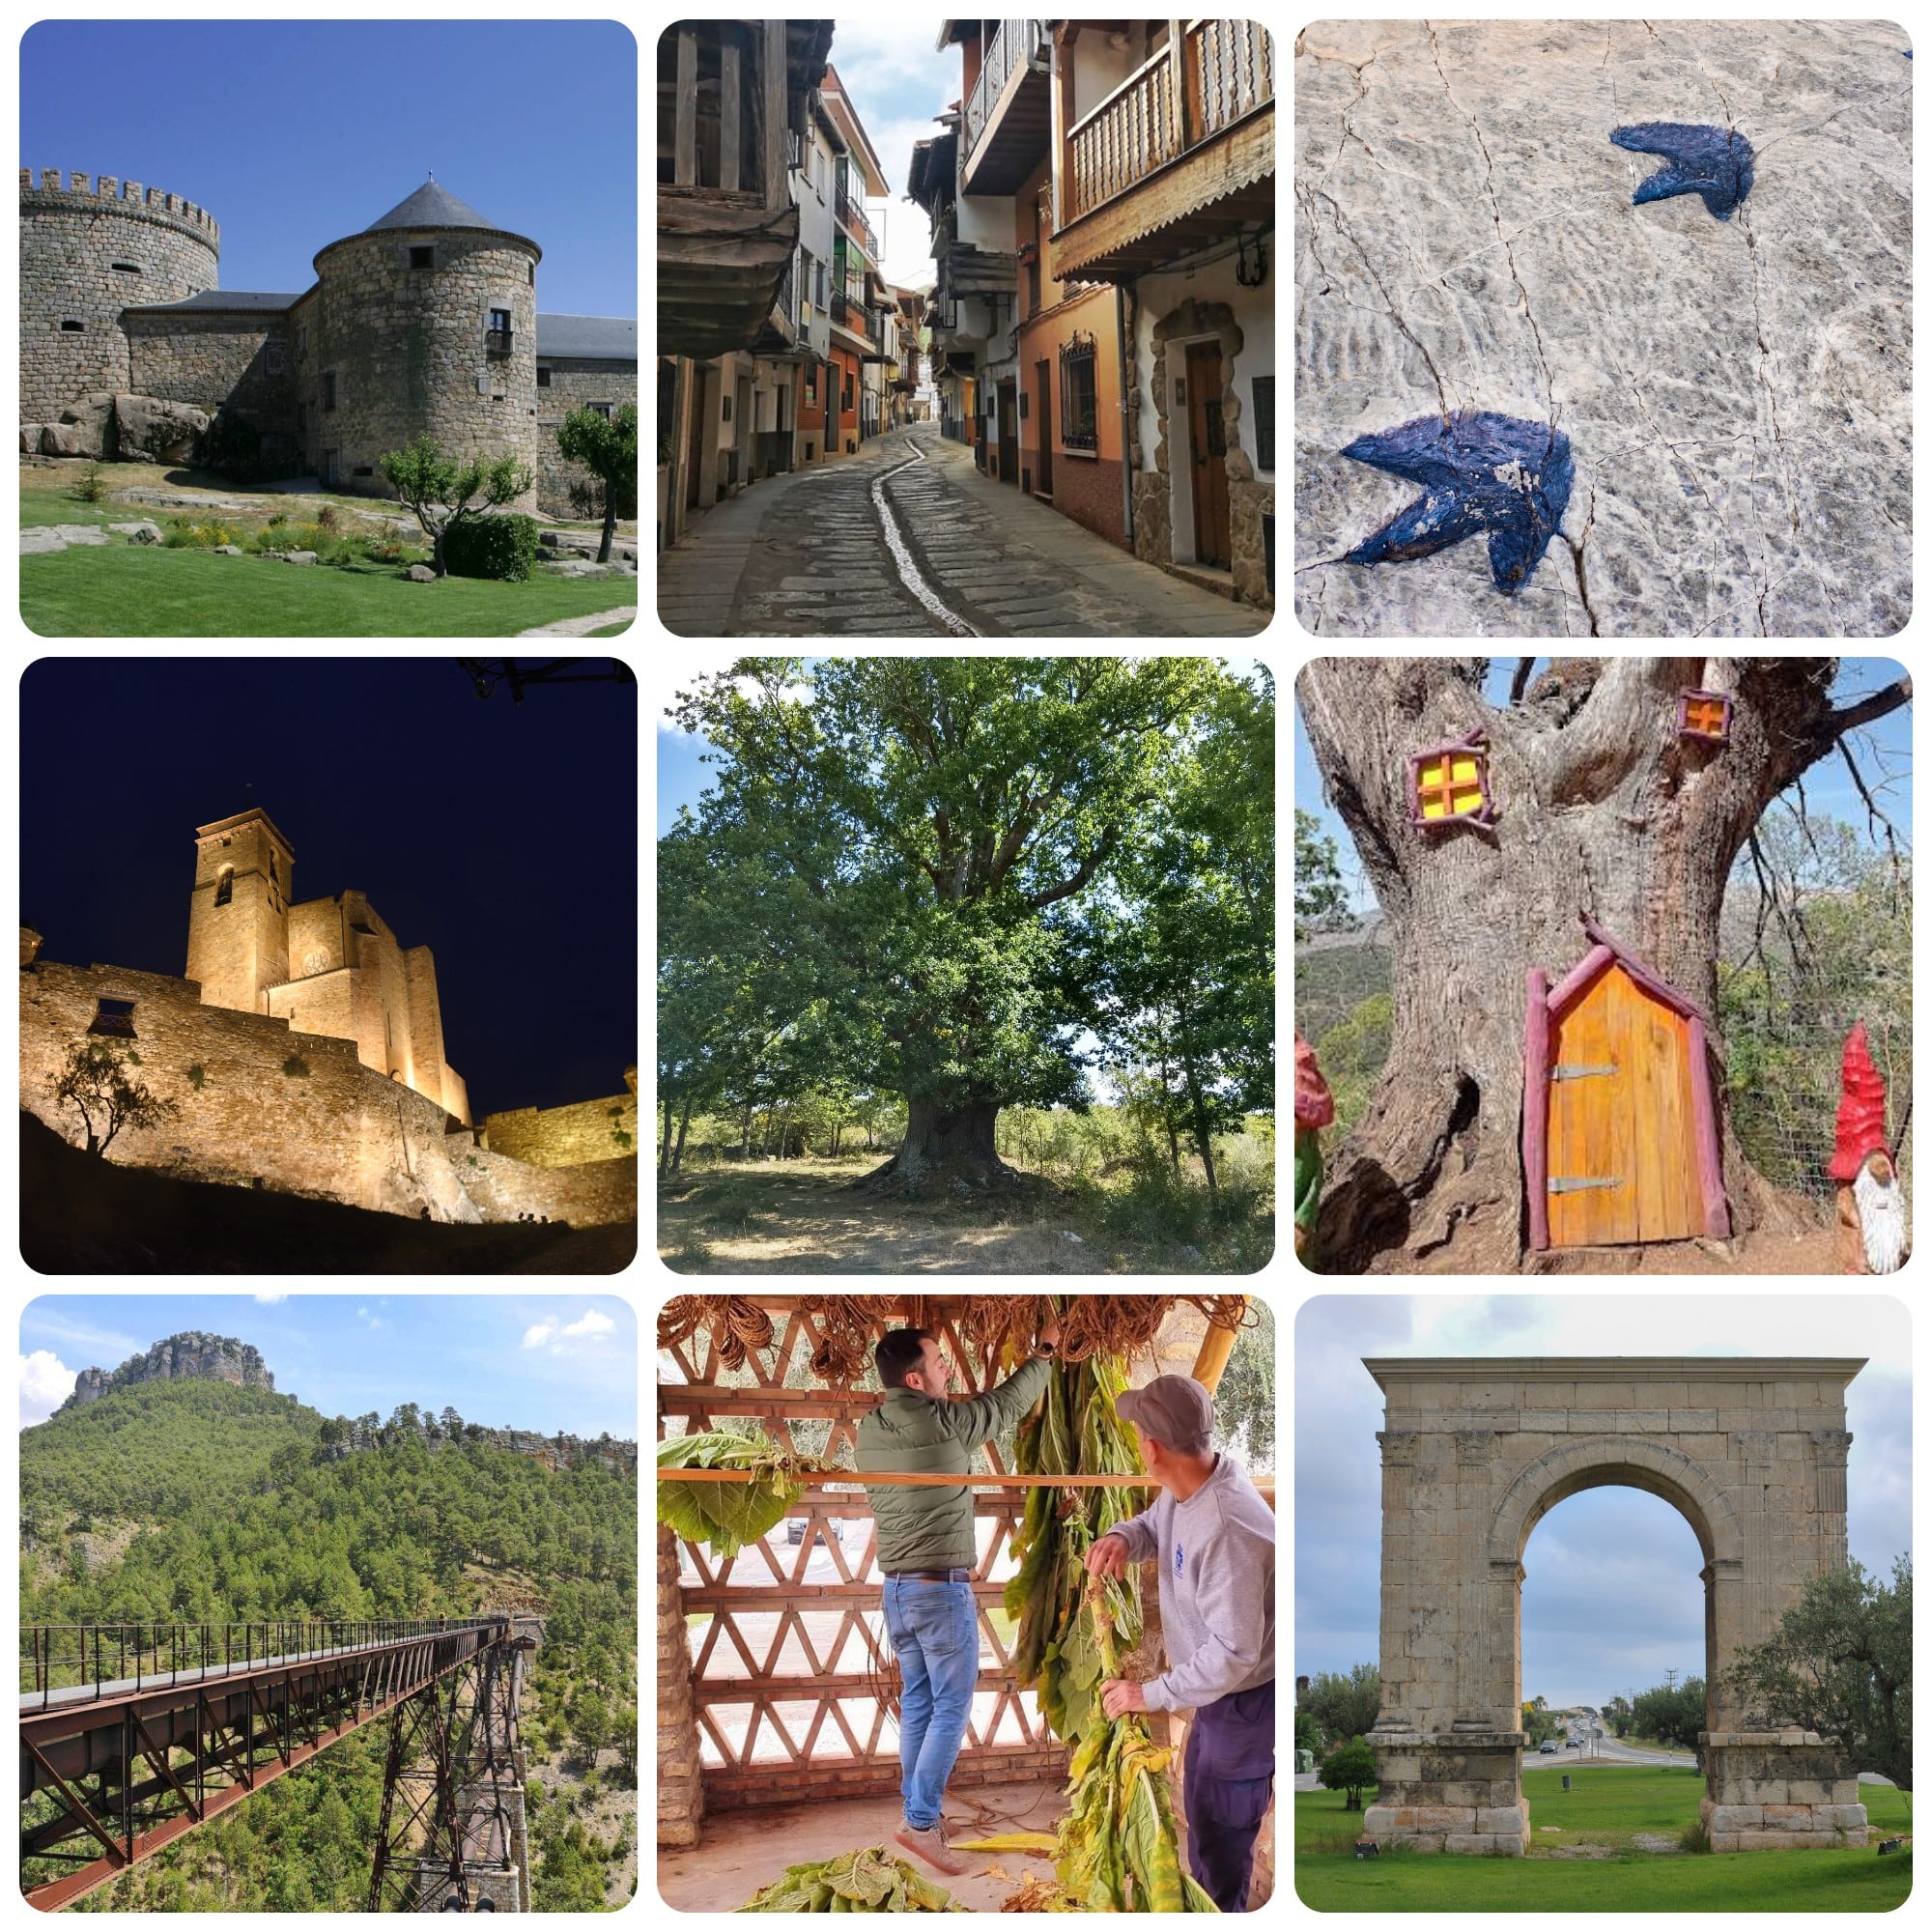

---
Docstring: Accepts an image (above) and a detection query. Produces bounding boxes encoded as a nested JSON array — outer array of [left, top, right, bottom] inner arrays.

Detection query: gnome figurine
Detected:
[[1294, 1033, 1336, 1267], [1829, 1022, 1908, 1274]]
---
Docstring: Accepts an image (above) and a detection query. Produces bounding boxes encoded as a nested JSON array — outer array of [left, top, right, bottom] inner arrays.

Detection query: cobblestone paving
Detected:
[[659, 428, 1271, 639]]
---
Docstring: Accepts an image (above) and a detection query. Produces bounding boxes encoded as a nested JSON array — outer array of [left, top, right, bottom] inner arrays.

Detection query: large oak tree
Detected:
[[667, 656, 1253, 1191], [1296, 658, 1909, 1271]]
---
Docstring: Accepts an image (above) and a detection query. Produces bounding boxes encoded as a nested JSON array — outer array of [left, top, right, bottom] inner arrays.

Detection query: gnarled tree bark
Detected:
[[1297, 657, 1909, 1272]]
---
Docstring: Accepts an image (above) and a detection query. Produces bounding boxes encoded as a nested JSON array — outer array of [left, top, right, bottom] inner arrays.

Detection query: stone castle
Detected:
[[19, 169, 637, 515], [19, 810, 638, 1229]]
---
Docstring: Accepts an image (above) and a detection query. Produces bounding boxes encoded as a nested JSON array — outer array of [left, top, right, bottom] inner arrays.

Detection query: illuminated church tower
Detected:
[[186, 809, 294, 1014]]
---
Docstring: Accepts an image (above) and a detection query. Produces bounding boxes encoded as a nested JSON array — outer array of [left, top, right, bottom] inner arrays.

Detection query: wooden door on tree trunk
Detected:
[[1545, 963, 1701, 1246]]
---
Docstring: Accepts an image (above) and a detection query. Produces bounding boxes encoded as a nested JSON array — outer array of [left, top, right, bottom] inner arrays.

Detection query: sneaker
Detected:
[[895, 1821, 967, 1877]]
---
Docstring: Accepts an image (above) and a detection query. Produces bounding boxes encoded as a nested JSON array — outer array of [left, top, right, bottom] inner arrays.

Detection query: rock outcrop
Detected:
[[1294, 18, 1912, 637], [58, 1331, 275, 1412]]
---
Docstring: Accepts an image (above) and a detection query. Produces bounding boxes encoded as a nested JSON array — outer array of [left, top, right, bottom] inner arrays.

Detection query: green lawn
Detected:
[[21, 545, 637, 638], [588, 619, 636, 637], [1296, 1767, 1913, 1912]]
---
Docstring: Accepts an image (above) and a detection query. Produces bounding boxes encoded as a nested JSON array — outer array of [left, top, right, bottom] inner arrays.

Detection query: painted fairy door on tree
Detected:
[[1523, 921, 1730, 1250]]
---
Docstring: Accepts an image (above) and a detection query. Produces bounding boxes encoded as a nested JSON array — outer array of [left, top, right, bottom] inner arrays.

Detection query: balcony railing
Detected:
[[964, 18, 1046, 158], [774, 251, 795, 324], [1065, 19, 1273, 224], [485, 327, 514, 357], [834, 185, 880, 262]]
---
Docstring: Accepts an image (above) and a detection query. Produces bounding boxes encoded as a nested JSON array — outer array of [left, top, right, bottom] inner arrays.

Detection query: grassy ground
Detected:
[[1295, 1767, 1913, 1912], [656, 1153, 1271, 1274], [22, 546, 638, 638], [588, 619, 635, 637]]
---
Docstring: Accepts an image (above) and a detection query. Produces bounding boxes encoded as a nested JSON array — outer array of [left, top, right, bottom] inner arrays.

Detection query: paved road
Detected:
[[658, 428, 1272, 639]]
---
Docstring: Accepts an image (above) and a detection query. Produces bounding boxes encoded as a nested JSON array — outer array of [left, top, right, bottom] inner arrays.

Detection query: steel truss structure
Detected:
[[19, 1619, 518, 1912]]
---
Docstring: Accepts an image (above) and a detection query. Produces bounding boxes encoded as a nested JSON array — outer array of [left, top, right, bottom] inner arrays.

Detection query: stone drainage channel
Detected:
[[870, 442, 981, 638]]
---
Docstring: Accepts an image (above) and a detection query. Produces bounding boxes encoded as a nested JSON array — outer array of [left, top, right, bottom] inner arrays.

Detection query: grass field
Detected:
[[1295, 1767, 1913, 1912], [21, 545, 638, 638]]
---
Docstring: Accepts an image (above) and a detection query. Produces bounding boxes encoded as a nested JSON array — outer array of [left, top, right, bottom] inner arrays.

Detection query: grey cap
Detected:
[[1116, 1375, 1214, 1452]]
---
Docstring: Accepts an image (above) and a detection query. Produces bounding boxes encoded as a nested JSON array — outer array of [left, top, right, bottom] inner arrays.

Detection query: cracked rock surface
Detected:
[[1295, 17, 1912, 637]]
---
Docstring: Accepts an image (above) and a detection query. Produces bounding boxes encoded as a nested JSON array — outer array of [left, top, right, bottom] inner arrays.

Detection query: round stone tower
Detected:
[[18, 168, 219, 422], [301, 181, 539, 509]]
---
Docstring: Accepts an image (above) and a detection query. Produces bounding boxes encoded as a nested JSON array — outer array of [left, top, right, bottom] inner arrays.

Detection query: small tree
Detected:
[[1299, 1662, 1381, 1745], [1726, 1555, 1911, 1791], [48, 1039, 180, 1156], [378, 435, 533, 578], [555, 404, 639, 562], [1318, 1737, 1378, 1810]]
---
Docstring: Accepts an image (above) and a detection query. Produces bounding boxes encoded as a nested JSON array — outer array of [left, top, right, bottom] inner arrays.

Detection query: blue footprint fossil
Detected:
[[1341, 412, 1574, 594], [1610, 122, 1755, 220]]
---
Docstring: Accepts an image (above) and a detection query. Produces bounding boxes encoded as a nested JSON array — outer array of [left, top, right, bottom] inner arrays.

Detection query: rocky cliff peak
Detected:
[[57, 1332, 275, 1413]]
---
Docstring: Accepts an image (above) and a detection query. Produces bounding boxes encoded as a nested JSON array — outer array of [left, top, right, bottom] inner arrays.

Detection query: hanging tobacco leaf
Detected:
[[657, 1426, 805, 1561]]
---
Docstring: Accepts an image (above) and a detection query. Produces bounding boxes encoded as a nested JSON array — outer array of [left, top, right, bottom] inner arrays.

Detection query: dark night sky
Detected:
[[20, 658, 637, 1118]]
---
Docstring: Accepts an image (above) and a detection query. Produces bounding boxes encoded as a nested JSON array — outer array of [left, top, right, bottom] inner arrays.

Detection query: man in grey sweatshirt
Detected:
[[1085, 1374, 1274, 1912]]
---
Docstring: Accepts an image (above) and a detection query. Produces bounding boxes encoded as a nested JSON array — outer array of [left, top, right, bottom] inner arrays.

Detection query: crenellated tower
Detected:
[[18, 168, 220, 420]]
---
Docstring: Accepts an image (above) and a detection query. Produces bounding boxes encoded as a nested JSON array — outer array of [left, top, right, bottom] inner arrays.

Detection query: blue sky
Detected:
[[20, 21, 637, 317], [1294, 659, 1913, 917], [1294, 1295, 1913, 1712], [19, 1295, 638, 1438]]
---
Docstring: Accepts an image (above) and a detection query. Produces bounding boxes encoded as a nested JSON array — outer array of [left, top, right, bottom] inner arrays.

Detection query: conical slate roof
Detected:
[[363, 180, 496, 232]]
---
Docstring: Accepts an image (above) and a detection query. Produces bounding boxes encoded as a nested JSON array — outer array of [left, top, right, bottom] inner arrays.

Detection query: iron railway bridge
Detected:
[[19, 1615, 544, 1912]]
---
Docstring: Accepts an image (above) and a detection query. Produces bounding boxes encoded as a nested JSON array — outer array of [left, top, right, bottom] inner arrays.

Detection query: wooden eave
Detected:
[[1051, 104, 1274, 284], [944, 242, 1018, 295], [657, 193, 801, 360], [960, 65, 1052, 197]]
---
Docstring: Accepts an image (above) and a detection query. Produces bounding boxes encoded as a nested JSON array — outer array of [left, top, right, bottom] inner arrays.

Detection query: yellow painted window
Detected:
[[1414, 752, 1490, 821]]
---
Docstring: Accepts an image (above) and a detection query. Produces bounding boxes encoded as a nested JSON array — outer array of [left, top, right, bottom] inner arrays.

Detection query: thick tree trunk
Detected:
[[857, 1096, 1020, 1194], [1297, 657, 1907, 1272]]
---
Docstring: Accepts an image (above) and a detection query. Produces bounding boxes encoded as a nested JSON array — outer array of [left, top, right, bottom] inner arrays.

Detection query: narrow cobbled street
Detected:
[[659, 428, 1269, 638]]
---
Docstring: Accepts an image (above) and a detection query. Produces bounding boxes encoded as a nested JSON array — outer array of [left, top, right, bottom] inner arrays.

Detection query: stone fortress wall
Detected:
[[126, 309, 298, 462], [297, 226, 541, 511], [19, 170, 220, 420], [478, 1072, 639, 1168], [535, 357, 642, 511]]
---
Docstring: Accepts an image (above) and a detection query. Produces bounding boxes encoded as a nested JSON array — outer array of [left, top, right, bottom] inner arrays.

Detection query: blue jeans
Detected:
[[882, 1574, 978, 1831]]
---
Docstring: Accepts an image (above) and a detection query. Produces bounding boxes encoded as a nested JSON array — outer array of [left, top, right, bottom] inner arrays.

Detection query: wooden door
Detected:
[[1035, 360, 1053, 497], [1545, 964, 1700, 1247], [1186, 342, 1230, 566], [998, 382, 1017, 484]]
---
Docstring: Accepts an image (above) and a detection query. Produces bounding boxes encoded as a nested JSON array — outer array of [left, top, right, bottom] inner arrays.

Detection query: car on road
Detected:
[[784, 1518, 846, 1544], [1538, 1740, 1560, 1753]]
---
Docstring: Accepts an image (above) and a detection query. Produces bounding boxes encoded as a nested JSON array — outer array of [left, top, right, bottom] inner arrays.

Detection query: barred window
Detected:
[[1059, 331, 1097, 451], [88, 998, 137, 1039], [1252, 376, 1274, 470], [536, 367, 552, 387]]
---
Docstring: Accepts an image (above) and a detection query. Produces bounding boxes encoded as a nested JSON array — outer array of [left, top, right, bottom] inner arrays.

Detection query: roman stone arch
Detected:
[[1360, 1357, 1868, 1857]]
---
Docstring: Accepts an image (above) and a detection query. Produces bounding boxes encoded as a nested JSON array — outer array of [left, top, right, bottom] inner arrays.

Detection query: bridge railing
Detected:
[[19, 1616, 504, 1709]]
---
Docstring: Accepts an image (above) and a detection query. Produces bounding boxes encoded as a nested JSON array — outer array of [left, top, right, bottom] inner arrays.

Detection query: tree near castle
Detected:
[[555, 404, 638, 563], [48, 1040, 181, 1157], [378, 435, 533, 578]]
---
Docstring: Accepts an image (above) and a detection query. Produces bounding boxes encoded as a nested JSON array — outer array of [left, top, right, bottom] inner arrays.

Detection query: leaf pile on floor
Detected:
[[735, 1846, 967, 1912], [656, 1425, 804, 1560], [1006, 1335, 1217, 1911]]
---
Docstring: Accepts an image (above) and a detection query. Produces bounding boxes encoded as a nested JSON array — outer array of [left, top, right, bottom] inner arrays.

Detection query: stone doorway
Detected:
[[1133, 297, 1271, 607], [1361, 1356, 1868, 1856]]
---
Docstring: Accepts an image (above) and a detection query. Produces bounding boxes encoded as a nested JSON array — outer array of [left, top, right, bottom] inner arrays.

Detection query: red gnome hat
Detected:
[[1294, 1033, 1335, 1130], [1828, 1022, 1890, 1182]]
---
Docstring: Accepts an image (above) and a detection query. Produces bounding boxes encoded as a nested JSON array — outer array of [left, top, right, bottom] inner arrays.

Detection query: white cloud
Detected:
[[20, 1350, 74, 1428], [524, 1321, 558, 1349], [560, 1310, 616, 1340], [252, 1292, 289, 1304]]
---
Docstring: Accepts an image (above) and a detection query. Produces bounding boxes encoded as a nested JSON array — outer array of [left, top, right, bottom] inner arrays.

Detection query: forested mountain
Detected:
[[20, 1377, 638, 1912]]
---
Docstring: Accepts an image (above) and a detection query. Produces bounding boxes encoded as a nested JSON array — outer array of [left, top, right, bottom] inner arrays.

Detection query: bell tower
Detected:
[[186, 810, 294, 1013]]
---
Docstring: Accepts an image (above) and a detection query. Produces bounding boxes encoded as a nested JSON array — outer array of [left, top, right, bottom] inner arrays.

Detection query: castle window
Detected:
[[266, 343, 285, 376], [527, 263, 534, 286], [111, 262, 142, 275], [214, 867, 234, 906], [411, 244, 434, 270], [60, 320, 84, 332], [87, 998, 137, 1039], [322, 372, 336, 412], [270, 851, 279, 886], [590, 402, 612, 420], [536, 367, 552, 387]]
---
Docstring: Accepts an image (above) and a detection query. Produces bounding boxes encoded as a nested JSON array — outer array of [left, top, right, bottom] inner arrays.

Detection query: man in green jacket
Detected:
[[858, 1318, 1060, 1877]]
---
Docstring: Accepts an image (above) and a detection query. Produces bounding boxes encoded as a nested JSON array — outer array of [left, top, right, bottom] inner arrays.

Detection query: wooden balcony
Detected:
[[657, 17, 828, 359], [1053, 19, 1274, 284], [961, 18, 1052, 195]]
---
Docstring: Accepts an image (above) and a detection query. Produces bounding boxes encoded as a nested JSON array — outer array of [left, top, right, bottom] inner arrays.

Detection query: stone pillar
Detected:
[[657, 1522, 705, 1847]]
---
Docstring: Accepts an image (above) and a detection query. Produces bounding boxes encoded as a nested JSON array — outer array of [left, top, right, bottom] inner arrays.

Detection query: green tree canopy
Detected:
[[377, 436, 532, 578], [555, 403, 639, 562], [1317, 1737, 1378, 1810]]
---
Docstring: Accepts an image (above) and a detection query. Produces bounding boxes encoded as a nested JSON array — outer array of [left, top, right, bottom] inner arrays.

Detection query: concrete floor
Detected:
[[656, 1779, 1071, 1913]]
